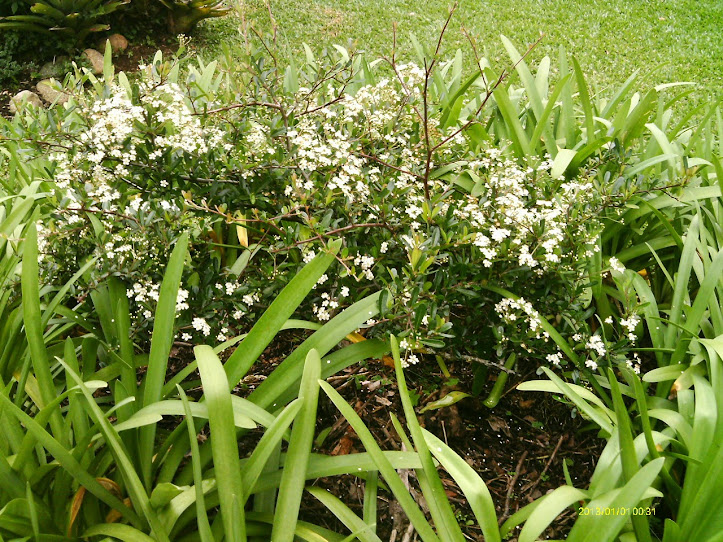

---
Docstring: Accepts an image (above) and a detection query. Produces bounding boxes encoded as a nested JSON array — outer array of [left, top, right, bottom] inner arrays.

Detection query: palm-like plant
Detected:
[[156, 0, 230, 34], [0, 0, 130, 46]]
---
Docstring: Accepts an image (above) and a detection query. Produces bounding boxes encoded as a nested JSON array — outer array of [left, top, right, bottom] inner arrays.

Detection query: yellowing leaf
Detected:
[[235, 211, 248, 247]]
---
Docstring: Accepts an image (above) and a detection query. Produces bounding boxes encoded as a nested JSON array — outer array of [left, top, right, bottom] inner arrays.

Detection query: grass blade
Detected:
[[307, 486, 383, 542], [177, 385, 213, 542], [320, 380, 440, 542], [21, 223, 63, 439], [422, 429, 501, 542], [391, 336, 464, 542], [271, 349, 321, 542], [196, 345, 246, 542], [224, 240, 340, 388], [139, 232, 189, 488]]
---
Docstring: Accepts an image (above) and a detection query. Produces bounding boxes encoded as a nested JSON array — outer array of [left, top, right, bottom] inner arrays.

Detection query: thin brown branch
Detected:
[[501, 450, 529, 524], [271, 222, 392, 253], [196, 101, 283, 115], [354, 151, 424, 180]]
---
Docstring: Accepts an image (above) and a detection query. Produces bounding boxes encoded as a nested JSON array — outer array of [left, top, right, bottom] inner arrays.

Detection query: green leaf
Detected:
[[60, 361, 169, 539], [0, 391, 143, 529], [320, 380, 440, 542], [568, 458, 664, 542], [307, 486, 383, 542], [224, 241, 339, 388], [518, 486, 588, 542], [82, 524, 157, 542], [243, 399, 303, 496], [550, 148, 577, 179], [423, 429, 501, 542], [21, 223, 64, 438], [391, 336, 464, 542], [115, 399, 256, 432], [196, 345, 246, 541], [103, 37, 114, 82], [150, 483, 185, 509], [177, 384, 213, 542], [271, 350, 321, 542], [139, 232, 189, 487], [419, 391, 471, 413]]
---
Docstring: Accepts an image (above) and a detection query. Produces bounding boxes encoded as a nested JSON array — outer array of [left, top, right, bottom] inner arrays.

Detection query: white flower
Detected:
[[176, 289, 189, 312], [380, 241, 389, 254], [242, 292, 260, 306], [340, 286, 350, 297], [546, 352, 563, 366], [490, 227, 511, 242], [609, 257, 625, 274], [586, 335, 606, 357], [192, 317, 211, 336], [181, 332, 192, 341], [585, 359, 598, 371], [620, 315, 640, 333]]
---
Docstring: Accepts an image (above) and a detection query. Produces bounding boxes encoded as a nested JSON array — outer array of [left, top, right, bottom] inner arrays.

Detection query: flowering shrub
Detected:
[[3, 42, 678, 371]]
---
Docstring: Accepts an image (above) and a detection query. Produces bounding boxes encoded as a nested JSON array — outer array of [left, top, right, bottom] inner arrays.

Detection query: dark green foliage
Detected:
[[0, 31, 36, 84]]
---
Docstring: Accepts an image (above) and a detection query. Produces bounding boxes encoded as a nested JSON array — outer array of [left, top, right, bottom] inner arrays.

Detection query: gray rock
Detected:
[[36, 80, 70, 106], [82, 48, 105, 75], [9, 90, 43, 114], [38, 57, 69, 79]]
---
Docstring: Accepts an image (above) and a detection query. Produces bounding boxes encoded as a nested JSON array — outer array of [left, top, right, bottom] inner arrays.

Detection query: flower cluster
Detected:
[[10, 48, 623, 362]]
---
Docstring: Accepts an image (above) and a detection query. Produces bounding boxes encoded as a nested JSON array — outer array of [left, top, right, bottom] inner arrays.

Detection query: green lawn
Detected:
[[195, 0, 723, 98]]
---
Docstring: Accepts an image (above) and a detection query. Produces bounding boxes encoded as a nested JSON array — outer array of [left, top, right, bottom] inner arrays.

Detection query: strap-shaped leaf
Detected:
[[271, 350, 321, 542], [196, 345, 246, 541]]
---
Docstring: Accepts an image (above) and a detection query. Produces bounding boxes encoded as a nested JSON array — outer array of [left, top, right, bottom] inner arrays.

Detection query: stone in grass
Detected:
[[82, 48, 105, 75], [38, 56, 70, 79], [9, 90, 43, 114], [36, 80, 70, 106], [107, 34, 129, 54]]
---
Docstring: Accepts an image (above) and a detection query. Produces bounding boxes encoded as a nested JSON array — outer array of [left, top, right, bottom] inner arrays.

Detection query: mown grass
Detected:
[[195, 0, 723, 98]]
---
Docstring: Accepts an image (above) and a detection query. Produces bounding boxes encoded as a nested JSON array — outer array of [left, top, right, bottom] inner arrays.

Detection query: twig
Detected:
[[501, 450, 528, 523], [421, 3, 458, 201], [195, 101, 283, 115], [526, 435, 565, 499], [438, 352, 518, 375], [271, 222, 393, 251], [58, 206, 141, 225], [355, 151, 424, 180]]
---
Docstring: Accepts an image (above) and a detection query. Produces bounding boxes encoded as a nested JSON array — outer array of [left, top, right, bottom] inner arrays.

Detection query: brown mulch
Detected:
[[304, 357, 602, 541], [167, 332, 604, 541]]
